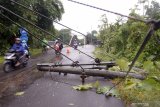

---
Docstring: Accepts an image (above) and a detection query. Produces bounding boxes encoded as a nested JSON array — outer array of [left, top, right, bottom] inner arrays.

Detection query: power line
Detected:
[[105, 26, 155, 95], [0, 13, 75, 63], [0, 4, 96, 61], [0, 5, 85, 80], [1, 0, 157, 94], [68, 0, 147, 23], [66, 0, 159, 94], [104, 21, 160, 95], [9, 0, 97, 61], [10, 0, 86, 37], [67, 0, 160, 94]]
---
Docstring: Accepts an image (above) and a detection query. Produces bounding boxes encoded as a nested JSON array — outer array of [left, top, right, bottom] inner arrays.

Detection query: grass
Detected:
[[94, 47, 160, 107], [112, 78, 160, 107], [0, 56, 4, 64], [93, 47, 115, 61], [30, 48, 42, 57]]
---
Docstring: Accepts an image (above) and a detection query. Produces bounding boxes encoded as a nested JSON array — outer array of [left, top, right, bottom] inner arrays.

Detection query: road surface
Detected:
[[2, 45, 125, 107]]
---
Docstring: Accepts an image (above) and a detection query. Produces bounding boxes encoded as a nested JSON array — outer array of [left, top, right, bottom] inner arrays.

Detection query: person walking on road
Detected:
[[42, 38, 48, 53]]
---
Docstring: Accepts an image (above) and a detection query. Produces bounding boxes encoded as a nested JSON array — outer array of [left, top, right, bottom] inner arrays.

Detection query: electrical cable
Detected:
[[2, 1, 159, 94], [10, 0, 87, 37], [68, 0, 147, 23], [9, 0, 97, 61], [66, 0, 160, 94], [0, 13, 75, 63], [68, 0, 160, 95], [105, 20, 160, 94], [105, 25, 155, 95], [0, 10, 87, 84]]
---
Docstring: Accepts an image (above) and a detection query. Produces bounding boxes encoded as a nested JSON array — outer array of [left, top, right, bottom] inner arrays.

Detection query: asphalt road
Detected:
[[3, 45, 125, 107]]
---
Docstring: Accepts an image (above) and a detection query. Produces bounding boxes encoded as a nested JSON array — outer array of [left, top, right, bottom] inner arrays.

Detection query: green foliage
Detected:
[[85, 30, 98, 44], [96, 1, 160, 105], [143, 60, 154, 72], [0, 56, 4, 64], [112, 63, 160, 105], [34, 0, 64, 30], [72, 84, 93, 91], [92, 80, 100, 89], [97, 1, 160, 61], [58, 29, 72, 44], [109, 66, 120, 71], [116, 59, 129, 71], [72, 81, 119, 98], [145, 0, 160, 19], [94, 47, 116, 61], [96, 85, 119, 98], [96, 86, 109, 94], [124, 79, 142, 90], [115, 77, 160, 106], [30, 48, 42, 56]]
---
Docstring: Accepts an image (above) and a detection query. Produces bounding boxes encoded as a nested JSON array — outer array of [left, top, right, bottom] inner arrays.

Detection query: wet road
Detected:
[[4, 45, 125, 107]]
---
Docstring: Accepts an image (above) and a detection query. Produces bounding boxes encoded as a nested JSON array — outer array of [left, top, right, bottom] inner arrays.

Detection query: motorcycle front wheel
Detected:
[[3, 63, 13, 73], [22, 62, 28, 67]]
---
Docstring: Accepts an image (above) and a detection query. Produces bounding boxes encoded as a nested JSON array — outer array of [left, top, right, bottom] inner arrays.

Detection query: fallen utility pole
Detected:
[[37, 62, 116, 66], [37, 65, 146, 80]]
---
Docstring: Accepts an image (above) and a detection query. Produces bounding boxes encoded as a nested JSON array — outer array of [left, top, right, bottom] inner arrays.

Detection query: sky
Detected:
[[54, 0, 140, 38]]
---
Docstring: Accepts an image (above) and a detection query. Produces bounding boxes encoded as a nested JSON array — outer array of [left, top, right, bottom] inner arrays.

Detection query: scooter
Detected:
[[73, 43, 78, 49], [54, 44, 61, 55], [3, 49, 29, 73]]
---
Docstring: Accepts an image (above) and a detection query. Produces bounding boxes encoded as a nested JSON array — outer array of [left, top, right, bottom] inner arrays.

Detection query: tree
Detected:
[[145, 0, 160, 19], [0, 0, 64, 54], [58, 29, 72, 44], [97, 11, 156, 61], [34, 0, 64, 30], [138, 0, 149, 16]]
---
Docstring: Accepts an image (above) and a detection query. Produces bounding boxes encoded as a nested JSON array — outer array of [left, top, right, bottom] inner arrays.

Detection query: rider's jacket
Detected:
[[11, 43, 25, 54]]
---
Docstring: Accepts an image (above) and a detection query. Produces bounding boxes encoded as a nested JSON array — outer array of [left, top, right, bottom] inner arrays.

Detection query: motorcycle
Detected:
[[54, 44, 61, 55], [3, 49, 29, 73], [73, 43, 78, 49]]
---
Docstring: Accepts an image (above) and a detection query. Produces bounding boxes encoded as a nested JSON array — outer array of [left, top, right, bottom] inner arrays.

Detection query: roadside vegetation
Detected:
[[0, 0, 73, 63], [0, 56, 4, 64], [0, 0, 65, 56], [95, 0, 160, 106], [0, 0, 160, 106], [30, 48, 42, 57]]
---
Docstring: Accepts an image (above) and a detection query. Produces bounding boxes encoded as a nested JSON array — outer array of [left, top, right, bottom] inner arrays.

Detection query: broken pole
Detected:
[[37, 65, 146, 80]]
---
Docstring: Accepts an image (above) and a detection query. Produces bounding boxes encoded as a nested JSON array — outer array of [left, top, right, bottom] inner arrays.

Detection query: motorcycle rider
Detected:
[[73, 39, 78, 49], [19, 27, 30, 58], [21, 40, 30, 58], [11, 38, 25, 66], [54, 38, 63, 52], [42, 38, 48, 52]]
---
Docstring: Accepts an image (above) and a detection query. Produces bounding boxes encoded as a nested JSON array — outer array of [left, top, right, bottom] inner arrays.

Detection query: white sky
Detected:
[[54, 0, 140, 38]]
